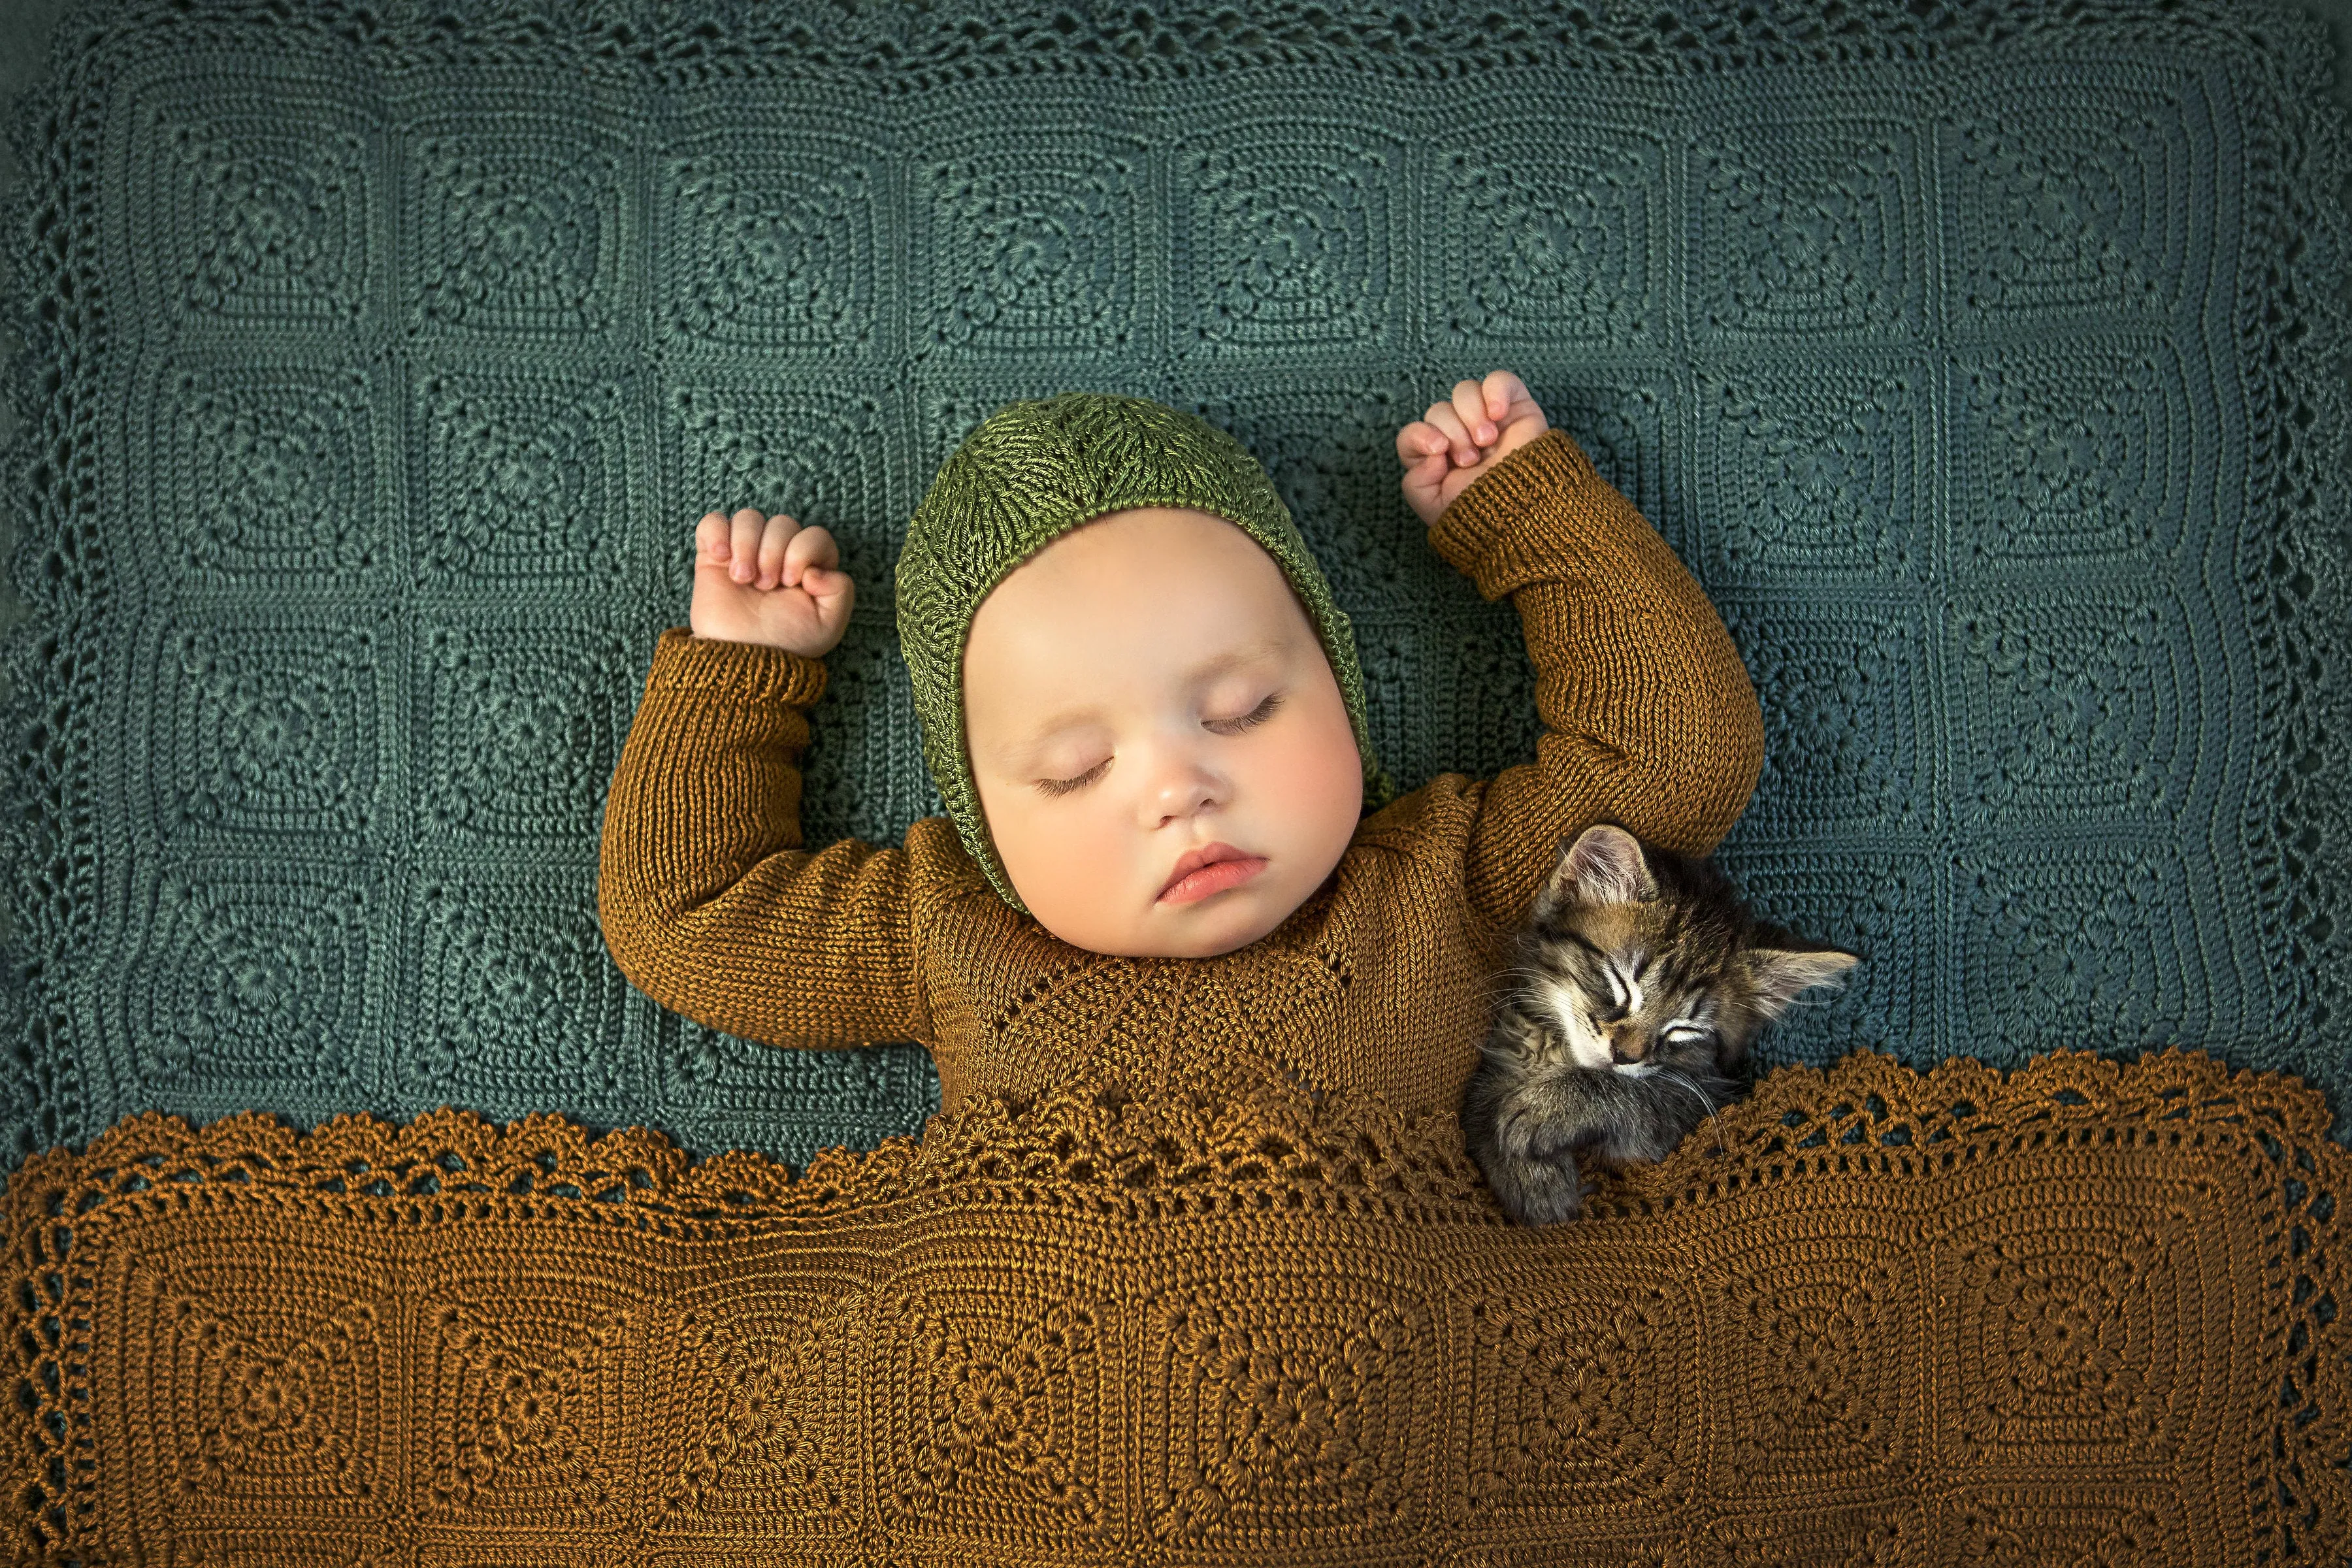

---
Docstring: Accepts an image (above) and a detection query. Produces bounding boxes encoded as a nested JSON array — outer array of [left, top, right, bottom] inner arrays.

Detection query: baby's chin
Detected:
[[1038, 883, 1299, 959]]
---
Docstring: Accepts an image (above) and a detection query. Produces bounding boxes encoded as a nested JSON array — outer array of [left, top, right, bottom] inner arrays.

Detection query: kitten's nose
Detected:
[[1610, 1032, 1648, 1066]]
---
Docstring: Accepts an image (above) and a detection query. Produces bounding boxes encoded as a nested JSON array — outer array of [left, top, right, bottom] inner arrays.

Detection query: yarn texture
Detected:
[[894, 390, 1396, 913], [0, 0, 2347, 1166], [0, 0, 2350, 1558], [2, 1047, 2344, 1563]]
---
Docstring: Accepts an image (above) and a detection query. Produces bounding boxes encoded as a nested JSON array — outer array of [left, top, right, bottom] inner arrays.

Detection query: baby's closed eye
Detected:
[[1034, 760, 1109, 798], [1207, 692, 1283, 734], [1032, 693, 1288, 797]]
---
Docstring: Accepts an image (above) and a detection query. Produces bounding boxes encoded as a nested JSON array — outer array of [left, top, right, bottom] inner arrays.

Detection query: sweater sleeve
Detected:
[[1427, 427, 1765, 930], [596, 625, 939, 1049]]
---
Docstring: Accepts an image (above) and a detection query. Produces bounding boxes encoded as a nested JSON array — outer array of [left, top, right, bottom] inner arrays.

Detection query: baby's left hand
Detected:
[[1396, 369, 1550, 529]]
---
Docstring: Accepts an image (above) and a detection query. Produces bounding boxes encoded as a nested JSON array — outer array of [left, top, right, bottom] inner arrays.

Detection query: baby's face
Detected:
[[963, 507, 1365, 958]]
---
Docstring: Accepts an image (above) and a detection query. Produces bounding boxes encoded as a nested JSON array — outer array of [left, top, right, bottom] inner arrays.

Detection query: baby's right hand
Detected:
[[690, 508, 855, 657]]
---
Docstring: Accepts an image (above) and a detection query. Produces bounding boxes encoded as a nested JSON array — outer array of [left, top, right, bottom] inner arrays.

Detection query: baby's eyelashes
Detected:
[[1035, 758, 1109, 798], [1207, 693, 1284, 734]]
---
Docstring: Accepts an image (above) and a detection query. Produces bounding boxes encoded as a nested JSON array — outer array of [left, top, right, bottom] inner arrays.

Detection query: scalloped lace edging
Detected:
[[0, 1046, 2340, 1563]]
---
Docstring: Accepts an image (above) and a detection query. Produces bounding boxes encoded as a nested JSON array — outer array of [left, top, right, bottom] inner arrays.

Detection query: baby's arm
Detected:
[[598, 509, 947, 1047], [1401, 372, 1765, 929]]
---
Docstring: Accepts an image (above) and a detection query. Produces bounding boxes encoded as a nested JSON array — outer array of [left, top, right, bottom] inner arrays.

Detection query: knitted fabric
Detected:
[[1, 4, 2351, 1554], [2, 0, 2349, 1166], [3, 1047, 2345, 1564], [602, 428, 1762, 1119], [895, 391, 1395, 913]]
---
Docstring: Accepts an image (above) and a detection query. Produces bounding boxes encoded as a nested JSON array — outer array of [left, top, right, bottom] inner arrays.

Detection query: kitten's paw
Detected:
[[1527, 1122, 1607, 1166], [1497, 1154, 1588, 1226], [1494, 1101, 1555, 1160]]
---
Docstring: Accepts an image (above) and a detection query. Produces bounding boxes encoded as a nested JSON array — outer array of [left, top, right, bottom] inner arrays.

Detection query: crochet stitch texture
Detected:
[[3, 1047, 2345, 1562], [3, 0, 2352, 1556], [0, 0, 2347, 1163]]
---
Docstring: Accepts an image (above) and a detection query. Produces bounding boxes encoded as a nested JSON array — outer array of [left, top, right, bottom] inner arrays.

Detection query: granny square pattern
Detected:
[[1, 0, 2346, 1170]]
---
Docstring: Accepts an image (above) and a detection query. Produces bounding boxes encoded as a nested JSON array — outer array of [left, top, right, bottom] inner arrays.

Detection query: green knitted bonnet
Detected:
[[896, 392, 1396, 913]]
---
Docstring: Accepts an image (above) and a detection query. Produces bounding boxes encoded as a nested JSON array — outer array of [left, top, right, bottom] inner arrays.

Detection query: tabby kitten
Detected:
[[1464, 822, 1861, 1225]]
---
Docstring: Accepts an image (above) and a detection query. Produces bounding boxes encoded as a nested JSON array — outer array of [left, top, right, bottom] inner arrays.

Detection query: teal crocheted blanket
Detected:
[[3, 0, 2347, 1170]]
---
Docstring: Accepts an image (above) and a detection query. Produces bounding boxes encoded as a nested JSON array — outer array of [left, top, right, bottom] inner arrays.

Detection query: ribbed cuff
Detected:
[[645, 625, 830, 706], [1426, 427, 1598, 576]]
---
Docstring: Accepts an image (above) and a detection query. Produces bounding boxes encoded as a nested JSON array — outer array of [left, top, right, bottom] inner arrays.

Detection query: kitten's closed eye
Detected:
[[1462, 822, 1859, 1226]]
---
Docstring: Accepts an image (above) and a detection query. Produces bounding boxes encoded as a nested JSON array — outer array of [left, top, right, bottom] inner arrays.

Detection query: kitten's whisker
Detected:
[[1473, 970, 1554, 1003], [1653, 1068, 1725, 1151]]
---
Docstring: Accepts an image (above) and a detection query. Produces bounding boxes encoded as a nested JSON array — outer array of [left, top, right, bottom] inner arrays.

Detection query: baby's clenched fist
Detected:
[[1396, 369, 1551, 531], [691, 508, 855, 658]]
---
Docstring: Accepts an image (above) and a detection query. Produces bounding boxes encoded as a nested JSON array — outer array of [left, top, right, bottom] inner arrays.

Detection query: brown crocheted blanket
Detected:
[[5, 1047, 2345, 1565]]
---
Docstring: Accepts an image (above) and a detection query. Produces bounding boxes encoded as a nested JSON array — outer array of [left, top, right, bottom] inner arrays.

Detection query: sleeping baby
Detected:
[[597, 371, 1764, 1125]]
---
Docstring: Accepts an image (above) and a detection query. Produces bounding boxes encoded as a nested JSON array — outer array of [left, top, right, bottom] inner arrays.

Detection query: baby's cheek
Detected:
[[1269, 705, 1367, 856], [998, 798, 1115, 903]]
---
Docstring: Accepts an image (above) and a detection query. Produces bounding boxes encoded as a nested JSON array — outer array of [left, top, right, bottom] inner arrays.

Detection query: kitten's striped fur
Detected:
[[1463, 823, 1860, 1225]]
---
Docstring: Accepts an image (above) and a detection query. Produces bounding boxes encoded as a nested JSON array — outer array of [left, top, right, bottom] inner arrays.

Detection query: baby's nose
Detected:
[[1149, 780, 1213, 822], [1143, 751, 1226, 825]]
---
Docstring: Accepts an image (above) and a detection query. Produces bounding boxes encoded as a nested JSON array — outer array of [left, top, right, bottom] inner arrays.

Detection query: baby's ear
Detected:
[[1531, 823, 1654, 920]]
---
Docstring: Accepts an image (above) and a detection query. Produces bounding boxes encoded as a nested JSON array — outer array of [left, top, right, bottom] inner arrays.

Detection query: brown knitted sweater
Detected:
[[598, 428, 1766, 1119]]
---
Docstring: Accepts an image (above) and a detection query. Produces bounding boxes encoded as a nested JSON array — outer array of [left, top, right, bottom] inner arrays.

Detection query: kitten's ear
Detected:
[[1739, 947, 1861, 1024], [1533, 823, 1656, 919]]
